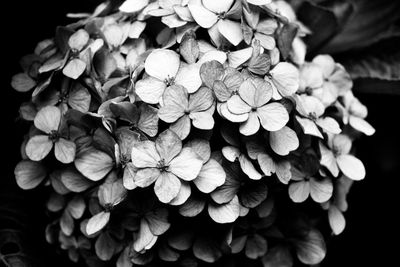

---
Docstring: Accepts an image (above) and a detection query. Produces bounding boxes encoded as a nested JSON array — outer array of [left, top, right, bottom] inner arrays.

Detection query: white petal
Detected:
[[288, 181, 310, 203], [257, 103, 289, 132], [120, 0, 149, 13], [170, 181, 191, 205], [202, 0, 234, 13], [169, 147, 203, 181], [198, 50, 227, 65], [239, 111, 260, 136], [15, 160, 46, 190], [227, 95, 251, 114], [218, 102, 249, 122], [269, 126, 299, 156], [26, 135, 53, 161], [239, 154, 262, 180], [319, 142, 339, 177], [228, 47, 253, 68], [162, 14, 187, 28], [86, 211, 110, 235], [336, 154, 365, 181], [170, 115, 191, 140], [349, 116, 375, 136], [54, 138, 76, 164], [194, 159, 226, 193], [133, 219, 156, 252], [222, 146, 240, 162], [63, 58, 86, 80], [316, 117, 341, 134], [208, 195, 240, 224], [296, 116, 323, 138], [312, 55, 335, 78], [154, 172, 181, 203], [129, 21, 146, 38], [34, 106, 61, 133], [131, 141, 160, 168], [175, 63, 202, 93], [247, 0, 272, 5], [190, 111, 215, 130], [309, 178, 333, 203], [145, 49, 180, 80], [135, 76, 166, 104], [328, 205, 346, 235], [74, 148, 114, 181], [217, 19, 243, 46], [254, 33, 275, 50], [270, 62, 299, 96], [188, 0, 218, 28]]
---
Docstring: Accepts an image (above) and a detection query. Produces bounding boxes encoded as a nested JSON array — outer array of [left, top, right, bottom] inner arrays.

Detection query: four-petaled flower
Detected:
[[319, 134, 365, 181], [226, 78, 289, 136], [158, 85, 215, 139], [131, 129, 203, 203], [25, 106, 76, 164]]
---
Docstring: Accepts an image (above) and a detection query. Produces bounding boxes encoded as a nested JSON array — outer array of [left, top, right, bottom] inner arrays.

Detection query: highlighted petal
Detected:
[[309, 178, 333, 203], [154, 172, 181, 203], [188, 1, 218, 28], [55, 138, 76, 164], [349, 116, 375, 136], [217, 19, 243, 46], [170, 181, 191, 206], [257, 103, 289, 132], [289, 181, 310, 203], [158, 85, 188, 123], [169, 148, 203, 181], [316, 117, 341, 134], [336, 155, 365, 181], [34, 106, 61, 133], [120, 0, 149, 13], [86, 211, 110, 235], [175, 63, 202, 93], [202, 0, 234, 13], [194, 159, 226, 193], [270, 62, 299, 96], [239, 154, 262, 180], [145, 49, 180, 81], [296, 116, 323, 138], [319, 142, 339, 177], [239, 111, 260, 136], [63, 58, 86, 80], [190, 111, 215, 130], [135, 76, 166, 104], [134, 168, 161, 187], [269, 126, 299, 156], [156, 129, 182, 164], [131, 141, 160, 168], [75, 148, 114, 181], [227, 95, 251, 114], [170, 115, 191, 140], [328, 206, 346, 235], [15, 160, 46, 190], [208, 195, 240, 223], [26, 135, 53, 161]]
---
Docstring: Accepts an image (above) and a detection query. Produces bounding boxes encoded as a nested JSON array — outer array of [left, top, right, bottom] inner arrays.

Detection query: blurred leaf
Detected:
[[344, 50, 400, 82]]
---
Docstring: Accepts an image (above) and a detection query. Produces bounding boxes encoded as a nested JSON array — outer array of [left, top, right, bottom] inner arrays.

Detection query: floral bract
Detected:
[[11, 0, 373, 266]]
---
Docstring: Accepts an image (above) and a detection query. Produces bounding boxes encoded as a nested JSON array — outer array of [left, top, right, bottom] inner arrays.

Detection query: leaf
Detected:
[[344, 51, 400, 81], [14, 160, 46, 190], [208, 195, 240, 224], [86, 211, 110, 235], [295, 229, 326, 265], [74, 148, 114, 181], [11, 73, 36, 92]]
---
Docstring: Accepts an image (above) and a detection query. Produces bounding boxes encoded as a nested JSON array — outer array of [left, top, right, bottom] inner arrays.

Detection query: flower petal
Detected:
[[199, 60, 225, 89], [288, 181, 310, 203], [61, 168, 93, 193], [269, 126, 299, 156], [245, 234, 268, 259], [310, 177, 333, 203], [26, 135, 53, 161], [175, 63, 202, 93], [190, 111, 214, 130], [134, 168, 161, 188], [228, 47, 253, 68], [219, 102, 249, 122], [296, 116, 323, 138], [154, 172, 181, 203], [169, 147, 203, 181], [179, 196, 205, 217], [145, 49, 180, 80], [319, 142, 339, 177], [270, 62, 299, 96], [54, 138, 76, 164], [349, 116, 375, 136], [123, 163, 137, 190], [169, 181, 192, 206], [131, 141, 160, 168], [74, 148, 114, 181], [316, 117, 341, 134], [257, 153, 276, 176], [254, 33, 276, 50], [194, 159, 226, 193], [336, 154, 365, 181], [208, 195, 240, 224], [227, 95, 251, 115], [202, 0, 234, 13], [218, 19, 243, 46], [295, 229, 326, 265], [156, 129, 182, 163], [158, 85, 188, 123], [135, 76, 167, 104], [68, 85, 91, 112], [145, 207, 171, 235], [63, 58, 86, 80], [188, 0, 218, 28], [185, 139, 211, 163], [328, 205, 346, 235], [332, 134, 352, 155], [86, 211, 110, 235], [312, 55, 335, 78], [120, 0, 149, 13], [239, 111, 260, 136], [257, 102, 289, 132], [138, 104, 159, 137], [133, 219, 156, 252], [239, 154, 262, 180], [189, 87, 214, 112], [15, 160, 47, 190], [170, 114, 191, 140], [34, 106, 61, 133]]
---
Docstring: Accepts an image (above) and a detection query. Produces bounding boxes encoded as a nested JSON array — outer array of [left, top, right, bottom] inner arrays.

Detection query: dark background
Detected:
[[1, 1, 399, 266]]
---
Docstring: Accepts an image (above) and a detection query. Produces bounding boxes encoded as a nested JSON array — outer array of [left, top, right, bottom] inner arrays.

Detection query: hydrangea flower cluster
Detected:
[[11, 0, 374, 266]]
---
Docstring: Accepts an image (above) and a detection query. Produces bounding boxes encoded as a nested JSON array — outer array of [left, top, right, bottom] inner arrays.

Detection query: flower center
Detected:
[[48, 130, 60, 142], [58, 93, 69, 103], [309, 112, 317, 121], [305, 87, 313, 95], [157, 159, 169, 171], [164, 76, 175, 86], [217, 12, 226, 19], [120, 154, 130, 167]]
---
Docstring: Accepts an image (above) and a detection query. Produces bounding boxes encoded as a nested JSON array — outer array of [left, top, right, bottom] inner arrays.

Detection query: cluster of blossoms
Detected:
[[11, 0, 374, 266]]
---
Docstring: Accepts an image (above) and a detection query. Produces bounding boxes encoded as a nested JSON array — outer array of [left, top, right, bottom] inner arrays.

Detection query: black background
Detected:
[[1, 1, 399, 266]]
